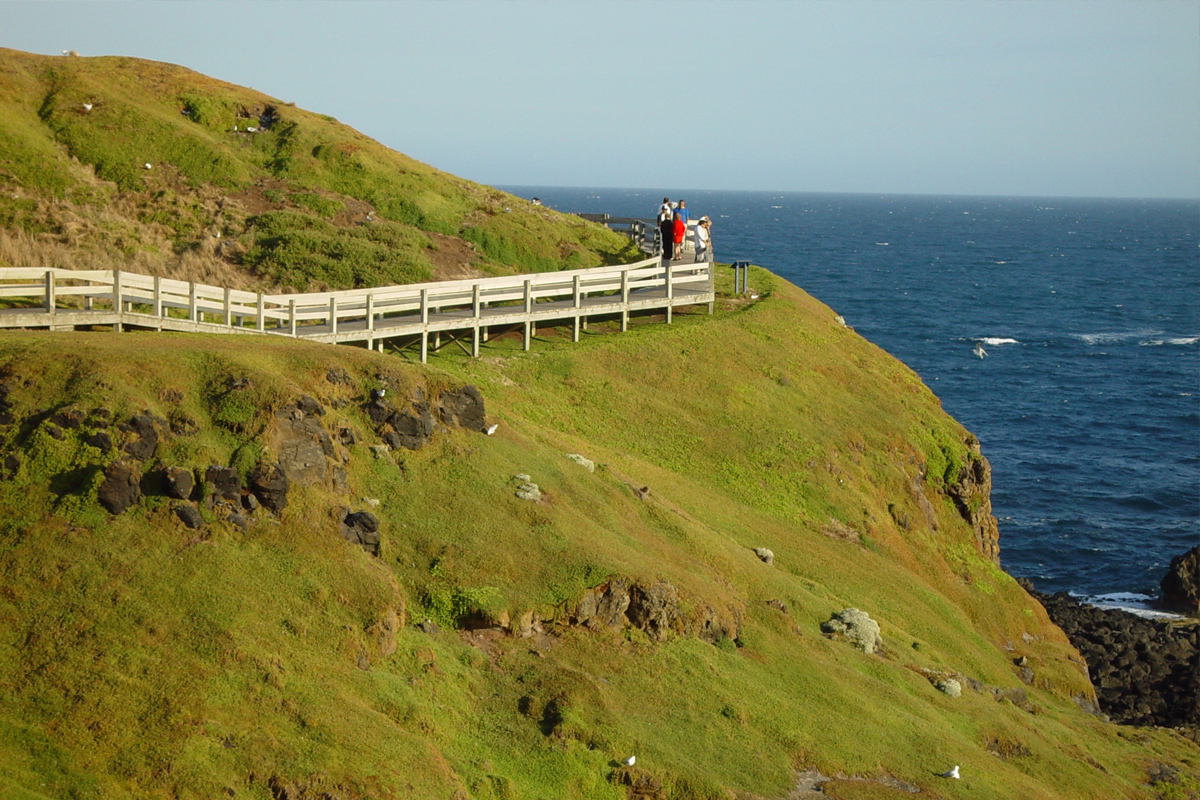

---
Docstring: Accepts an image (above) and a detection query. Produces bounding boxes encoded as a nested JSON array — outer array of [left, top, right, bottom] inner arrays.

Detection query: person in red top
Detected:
[[672, 212, 685, 260]]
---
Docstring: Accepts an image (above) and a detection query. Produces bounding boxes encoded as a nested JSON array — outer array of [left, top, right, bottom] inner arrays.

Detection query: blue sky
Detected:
[[2, 0, 1197, 198]]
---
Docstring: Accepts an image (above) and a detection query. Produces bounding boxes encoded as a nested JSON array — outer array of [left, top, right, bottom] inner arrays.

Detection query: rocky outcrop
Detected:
[[570, 577, 738, 644], [1161, 547, 1199, 614], [163, 466, 194, 500], [272, 398, 335, 485], [248, 462, 289, 512], [944, 439, 1001, 564], [437, 386, 486, 432], [1035, 589, 1199, 729]]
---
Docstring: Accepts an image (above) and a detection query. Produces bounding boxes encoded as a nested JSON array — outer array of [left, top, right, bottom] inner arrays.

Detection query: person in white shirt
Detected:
[[694, 216, 712, 262]]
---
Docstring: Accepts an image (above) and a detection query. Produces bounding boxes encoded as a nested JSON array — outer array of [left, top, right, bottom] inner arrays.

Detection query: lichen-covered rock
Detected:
[[753, 547, 774, 565], [98, 460, 140, 514], [821, 608, 883, 654], [573, 579, 632, 628], [273, 412, 332, 485], [565, 453, 595, 472], [937, 679, 963, 697], [515, 481, 541, 502]]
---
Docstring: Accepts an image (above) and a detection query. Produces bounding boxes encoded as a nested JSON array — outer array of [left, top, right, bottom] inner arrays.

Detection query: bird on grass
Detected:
[[973, 341, 988, 359], [622, 755, 636, 767], [82, 102, 93, 112], [940, 765, 960, 779], [486, 423, 499, 436]]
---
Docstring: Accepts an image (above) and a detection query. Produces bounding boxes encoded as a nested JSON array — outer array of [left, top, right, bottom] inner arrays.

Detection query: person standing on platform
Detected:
[[675, 200, 689, 226], [659, 207, 675, 259], [672, 211, 685, 260], [694, 216, 712, 262], [659, 197, 672, 221]]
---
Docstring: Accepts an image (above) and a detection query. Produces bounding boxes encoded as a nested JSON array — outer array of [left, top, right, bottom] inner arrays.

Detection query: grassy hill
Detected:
[[0, 47, 1196, 800], [0, 48, 639, 292], [0, 267, 1195, 800]]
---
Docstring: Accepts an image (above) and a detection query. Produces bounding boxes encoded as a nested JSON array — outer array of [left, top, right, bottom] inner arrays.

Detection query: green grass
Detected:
[[0, 268, 1194, 799]]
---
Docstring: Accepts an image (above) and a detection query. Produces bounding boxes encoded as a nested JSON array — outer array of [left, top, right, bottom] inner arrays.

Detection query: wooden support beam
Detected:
[[289, 299, 297, 337], [44, 270, 54, 317], [420, 331, 428, 363], [329, 296, 338, 336], [112, 270, 122, 332], [188, 281, 197, 323], [256, 293, 265, 331], [620, 269, 629, 331], [224, 287, 233, 327], [153, 276, 163, 330]]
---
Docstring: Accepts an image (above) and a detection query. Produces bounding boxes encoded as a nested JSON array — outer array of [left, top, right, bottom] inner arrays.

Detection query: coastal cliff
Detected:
[[0, 48, 1196, 800]]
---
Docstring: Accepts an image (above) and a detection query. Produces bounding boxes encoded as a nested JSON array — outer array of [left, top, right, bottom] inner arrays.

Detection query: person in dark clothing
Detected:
[[659, 212, 675, 259]]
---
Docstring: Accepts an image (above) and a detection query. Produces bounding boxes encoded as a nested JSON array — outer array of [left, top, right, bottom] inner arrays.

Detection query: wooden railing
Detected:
[[0, 255, 715, 362]]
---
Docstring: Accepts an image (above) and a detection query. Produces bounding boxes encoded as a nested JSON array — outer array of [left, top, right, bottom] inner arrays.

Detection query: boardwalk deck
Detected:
[[0, 253, 715, 362]]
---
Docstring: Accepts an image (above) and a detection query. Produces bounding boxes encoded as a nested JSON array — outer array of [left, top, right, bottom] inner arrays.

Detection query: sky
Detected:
[[2, 0, 1198, 199]]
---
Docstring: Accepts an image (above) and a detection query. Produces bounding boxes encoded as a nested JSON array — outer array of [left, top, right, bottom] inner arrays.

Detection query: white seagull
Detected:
[[622, 755, 636, 767], [486, 423, 499, 436], [940, 765, 960, 779], [82, 103, 93, 112], [973, 341, 987, 359]]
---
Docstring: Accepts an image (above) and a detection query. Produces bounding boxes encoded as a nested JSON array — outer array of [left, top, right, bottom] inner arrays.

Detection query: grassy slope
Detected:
[[0, 267, 1195, 800], [0, 48, 640, 290]]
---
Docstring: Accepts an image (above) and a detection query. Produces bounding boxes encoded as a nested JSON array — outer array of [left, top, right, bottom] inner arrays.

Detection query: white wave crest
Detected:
[[1071, 330, 1161, 346], [1139, 336, 1198, 347], [978, 337, 1018, 346]]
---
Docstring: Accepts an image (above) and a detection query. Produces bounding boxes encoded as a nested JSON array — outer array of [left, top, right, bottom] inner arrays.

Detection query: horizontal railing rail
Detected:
[[0, 252, 715, 362]]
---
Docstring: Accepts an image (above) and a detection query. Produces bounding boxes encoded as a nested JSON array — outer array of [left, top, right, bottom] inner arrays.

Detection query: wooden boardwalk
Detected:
[[0, 254, 715, 362]]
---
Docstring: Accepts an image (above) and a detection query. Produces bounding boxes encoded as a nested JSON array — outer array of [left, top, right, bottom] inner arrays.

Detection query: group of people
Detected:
[[657, 198, 712, 262]]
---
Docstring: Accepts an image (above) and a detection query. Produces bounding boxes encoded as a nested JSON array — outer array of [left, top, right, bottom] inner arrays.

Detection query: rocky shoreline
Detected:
[[1025, 583, 1198, 732]]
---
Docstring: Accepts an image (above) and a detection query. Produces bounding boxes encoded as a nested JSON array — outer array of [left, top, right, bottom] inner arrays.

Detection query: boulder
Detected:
[[515, 481, 541, 502], [84, 431, 113, 453], [98, 461, 140, 514], [437, 386, 487, 432], [163, 466, 194, 500], [203, 465, 241, 504], [936, 679, 962, 698], [574, 579, 632, 628], [753, 547, 774, 565], [385, 406, 434, 450], [627, 580, 686, 641], [340, 510, 380, 555], [273, 412, 331, 485], [248, 462, 289, 512], [1160, 546, 1199, 614], [175, 503, 204, 529], [821, 608, 883, 654], [295, 395, 325, 417]]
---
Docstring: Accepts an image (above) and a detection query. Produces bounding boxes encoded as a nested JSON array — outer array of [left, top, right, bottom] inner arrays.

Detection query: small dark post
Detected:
[[731, 261, 750, 295]]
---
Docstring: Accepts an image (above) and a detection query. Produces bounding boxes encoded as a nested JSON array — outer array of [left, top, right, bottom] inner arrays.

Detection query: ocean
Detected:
[[502, 186, 1199, 603]]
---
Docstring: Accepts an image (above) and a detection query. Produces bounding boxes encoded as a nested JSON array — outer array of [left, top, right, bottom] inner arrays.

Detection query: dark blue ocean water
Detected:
[[503, 186, 1200, 599]]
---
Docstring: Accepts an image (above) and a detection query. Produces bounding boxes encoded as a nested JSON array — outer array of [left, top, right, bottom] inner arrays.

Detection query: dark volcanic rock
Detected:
[[274, 412, 332, 485], [248, 462, 289, 512], [296, 395, 325, 417], [437, 386, 486, 432], [1161, 547, 1199, 614], [120, 413, 158, 461], [98, 461, 140, 514], [1034, 588, 1199, 730], [339, 509, 380, 555], [385, 406, 434, 450], [163, 466, 195, 500], [203, 465, 241, 504], [84, 431, 113, 453], [175, 503, 204, 529]]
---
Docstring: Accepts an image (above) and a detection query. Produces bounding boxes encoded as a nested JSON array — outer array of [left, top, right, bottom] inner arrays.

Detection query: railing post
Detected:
[[153, 276, 163, 329], [707, 261, 715, 314], [572, 274, 581, 342], [523, 278, 532, 351], [188, 281, 197, 323], [420, 288, 429, 363], [620, 269, 629, 332], [472, 284, 481, 356], [329, 296, 338, 336], [224, 287, 232, 327], [665, 263, 673, 324], [288, 299, 297, 337], [44, 270, 54, 317], [256, 293, 265, 331], [366, 293, 375, 349], [112, 270, 122, 332]]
